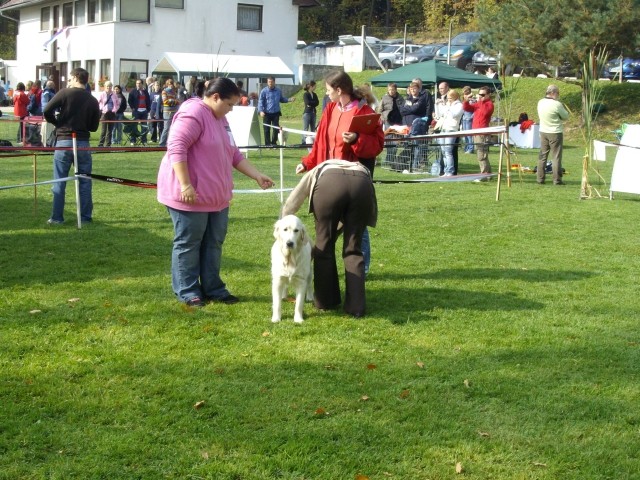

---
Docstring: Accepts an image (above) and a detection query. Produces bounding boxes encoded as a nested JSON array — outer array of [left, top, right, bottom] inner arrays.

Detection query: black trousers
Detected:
[[311, 169, 374, 316], [262, 112, 281, 145]]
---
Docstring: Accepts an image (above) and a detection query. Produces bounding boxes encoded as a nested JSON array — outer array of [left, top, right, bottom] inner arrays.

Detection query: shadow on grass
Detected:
[[368, 286, 544, 324], [397, 267, 595, 283]]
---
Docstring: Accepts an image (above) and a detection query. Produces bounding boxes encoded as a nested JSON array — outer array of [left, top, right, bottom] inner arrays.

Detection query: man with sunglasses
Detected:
[[463, 86, 494, 179]]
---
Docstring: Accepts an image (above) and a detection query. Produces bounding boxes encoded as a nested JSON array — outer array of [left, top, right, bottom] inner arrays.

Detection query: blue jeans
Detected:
[[438, 134, 456, 175], [112, 113, 124, 144], [302, 112, 316, 133], [158, 111, 175, 147], [362, 227, 370, 275], [462, 115, 474, 152], [167, 206, 231, 303], [132, 110, 148, 144], [50, 139, 93, 223]]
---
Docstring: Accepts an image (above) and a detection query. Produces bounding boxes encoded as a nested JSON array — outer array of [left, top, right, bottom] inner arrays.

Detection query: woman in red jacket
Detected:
[[294, 71, 384, 316], [13, 82, 29, 143]]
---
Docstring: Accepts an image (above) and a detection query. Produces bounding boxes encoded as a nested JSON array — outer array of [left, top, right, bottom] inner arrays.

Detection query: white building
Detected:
[[0, 0, 319, 90]]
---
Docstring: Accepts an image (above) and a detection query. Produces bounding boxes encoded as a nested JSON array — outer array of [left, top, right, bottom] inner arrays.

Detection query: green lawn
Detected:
[[1, 80, 639, 479]]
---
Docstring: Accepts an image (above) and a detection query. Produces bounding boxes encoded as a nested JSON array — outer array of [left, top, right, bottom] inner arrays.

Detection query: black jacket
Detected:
[[43, 87, 100, 141]]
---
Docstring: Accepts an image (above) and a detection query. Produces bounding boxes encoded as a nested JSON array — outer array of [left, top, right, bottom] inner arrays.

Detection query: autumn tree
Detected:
[[476, 0, 640, 70]]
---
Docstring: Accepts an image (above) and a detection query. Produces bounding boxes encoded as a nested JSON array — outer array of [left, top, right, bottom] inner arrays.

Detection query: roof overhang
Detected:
[[151, 52, 295, 80]]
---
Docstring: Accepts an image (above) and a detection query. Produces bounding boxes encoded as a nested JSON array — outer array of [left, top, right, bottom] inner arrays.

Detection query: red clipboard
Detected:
[[348, 113, 381, 135]]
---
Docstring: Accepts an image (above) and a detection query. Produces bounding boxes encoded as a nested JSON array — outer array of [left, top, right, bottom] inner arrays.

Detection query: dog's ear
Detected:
[[299, 222, 310, 245], [273, 220, 281, 239]]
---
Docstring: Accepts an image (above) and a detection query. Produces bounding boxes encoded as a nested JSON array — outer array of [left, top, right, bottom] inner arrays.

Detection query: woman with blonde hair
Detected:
[[97, 81, 120, 147], [435, 89, 463, 176]]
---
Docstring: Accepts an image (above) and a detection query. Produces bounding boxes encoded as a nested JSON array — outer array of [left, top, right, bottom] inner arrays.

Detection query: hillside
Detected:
[[282, 71, 640, 143]]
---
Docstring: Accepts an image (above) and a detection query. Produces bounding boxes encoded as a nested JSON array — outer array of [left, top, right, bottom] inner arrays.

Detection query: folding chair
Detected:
[[122, 122, 149, 146]]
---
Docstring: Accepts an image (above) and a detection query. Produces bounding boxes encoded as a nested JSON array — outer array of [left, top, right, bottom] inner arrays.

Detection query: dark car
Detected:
[[434, 32, 481, 71], [397, 44, 445, 66], [605, 57, 640, 81]]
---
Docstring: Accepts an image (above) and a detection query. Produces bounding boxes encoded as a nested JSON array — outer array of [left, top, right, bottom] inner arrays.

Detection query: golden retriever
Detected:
[[271, 215, 313, 323]]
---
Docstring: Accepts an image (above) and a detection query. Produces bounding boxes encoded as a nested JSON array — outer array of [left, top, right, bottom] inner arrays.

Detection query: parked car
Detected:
[[338, 35, 384, 46], [435, 31, 482, 71], [304, 40, 337, 50], [605, 57, 640, 80], [471, 50, 498, 71], [378, 44, 423, 69], [398, 43, 445, 66]]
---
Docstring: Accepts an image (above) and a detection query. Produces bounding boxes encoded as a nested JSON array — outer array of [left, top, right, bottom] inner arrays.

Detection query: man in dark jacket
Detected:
[[127, 78, 151, 145], [377, 82, 403, 128], [44, 67, 100, 225]]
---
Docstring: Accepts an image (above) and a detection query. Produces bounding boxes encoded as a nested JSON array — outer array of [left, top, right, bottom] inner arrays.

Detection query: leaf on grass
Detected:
[[360, 395, 370, 402], [201, 450, 209, 459], [463, 379, 471, 388], [324, 364, 336, 370], [262, 331, 270, 337], [214, 367, 225, 375], [193, 400, 205, 410], [399, 389, 410, 399], [314, 407, 328, 416], [355, 475, 370, 480], [286, 297, 296, 303], [68, 298, 81, 303], [533, 462, 547, 467], [366, 363, 377, 370], [29, 309, 42, 314], [478, 431, 490, 437], [455, 462, 464, 473]]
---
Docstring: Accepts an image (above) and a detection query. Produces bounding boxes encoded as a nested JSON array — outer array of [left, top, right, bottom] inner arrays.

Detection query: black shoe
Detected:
[[207, 294, 239, 305], [185, 296, 205, 307], [554, 181, 565, 185]]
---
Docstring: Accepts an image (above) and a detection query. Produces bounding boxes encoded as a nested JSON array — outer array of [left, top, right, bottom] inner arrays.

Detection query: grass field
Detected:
[[1, 76, 639, 479]]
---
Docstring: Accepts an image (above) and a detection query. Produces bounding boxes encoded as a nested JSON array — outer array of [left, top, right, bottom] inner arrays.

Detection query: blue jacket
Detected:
[[258, 86, 289, 114]]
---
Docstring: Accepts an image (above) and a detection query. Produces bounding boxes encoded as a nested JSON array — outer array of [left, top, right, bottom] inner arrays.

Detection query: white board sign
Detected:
[[610, 124, 640, 196], [226, 106, 261, 152]]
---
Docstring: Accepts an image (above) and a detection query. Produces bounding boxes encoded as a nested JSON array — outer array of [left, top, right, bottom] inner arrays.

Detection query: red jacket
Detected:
[[13, 90, 29, 118], [463, 99, 494, 129], [302, 100, 384, 171]]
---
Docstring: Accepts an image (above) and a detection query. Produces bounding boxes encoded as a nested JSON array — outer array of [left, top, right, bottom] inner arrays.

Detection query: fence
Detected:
[[381, 134, 442, 174], [0, 115, 164, 147]]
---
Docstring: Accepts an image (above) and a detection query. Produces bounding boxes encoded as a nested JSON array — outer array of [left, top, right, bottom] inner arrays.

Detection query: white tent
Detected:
[[151, 52, 295, 82]]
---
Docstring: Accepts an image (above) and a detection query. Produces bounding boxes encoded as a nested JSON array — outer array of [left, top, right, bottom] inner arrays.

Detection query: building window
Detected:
[[156, 0, 183, 8], [62, 2, 73, 26], [41, 7, 50, 31], [121, 0, 150, 22], [88, 0, 97, 22], [119, 59, 148, 91], [86, 59, 96, 89], [53, 5, 60, 29], [237, 4, 262, 31], [100, 58, 111, 86], [75, 0, 86, 25], [71, 60, 81, 72], [102, 0, 114, 21]]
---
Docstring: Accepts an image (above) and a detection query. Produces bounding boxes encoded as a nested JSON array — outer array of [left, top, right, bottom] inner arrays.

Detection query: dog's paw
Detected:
[[294, 317, 304, 324], [271, 317, 281, 323]]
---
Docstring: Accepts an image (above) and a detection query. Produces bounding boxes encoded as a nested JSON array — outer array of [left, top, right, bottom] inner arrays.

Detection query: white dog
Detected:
[[271, 215, 313, 323]]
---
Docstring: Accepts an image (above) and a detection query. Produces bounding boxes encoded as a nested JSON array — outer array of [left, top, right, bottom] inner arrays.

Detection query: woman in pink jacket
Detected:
[[97, 81, 120, 147], [157, 77, 274, 308]]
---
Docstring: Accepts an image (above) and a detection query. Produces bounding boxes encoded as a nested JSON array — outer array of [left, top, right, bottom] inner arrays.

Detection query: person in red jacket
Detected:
[[294, 70, 384, 314], [462, 85, 494, 178], [13, 82, 29, 143], [297, 70, 384, 175]]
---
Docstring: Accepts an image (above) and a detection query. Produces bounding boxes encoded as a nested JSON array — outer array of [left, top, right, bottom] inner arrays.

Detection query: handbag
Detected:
[[432, 117, 445, 134]]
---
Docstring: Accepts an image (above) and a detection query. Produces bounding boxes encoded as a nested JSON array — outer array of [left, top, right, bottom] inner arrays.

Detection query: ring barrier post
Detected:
[[72, 133, 82, 229], [278, 127, 284, 205]]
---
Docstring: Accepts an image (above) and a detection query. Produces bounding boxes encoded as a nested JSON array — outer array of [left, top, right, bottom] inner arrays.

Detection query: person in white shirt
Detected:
[[435, 90, 464, 176], [537, 84, 570, 185]]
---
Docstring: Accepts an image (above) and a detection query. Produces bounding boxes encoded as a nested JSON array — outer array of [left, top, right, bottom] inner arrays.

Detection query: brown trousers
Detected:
[[311, 169, 374, 317]]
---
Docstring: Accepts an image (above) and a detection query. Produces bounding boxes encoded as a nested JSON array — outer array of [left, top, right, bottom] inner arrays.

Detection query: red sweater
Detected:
[[463, 99, 494, 129], [302, 100, 384, 171], [13, 91, 29, 118]]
